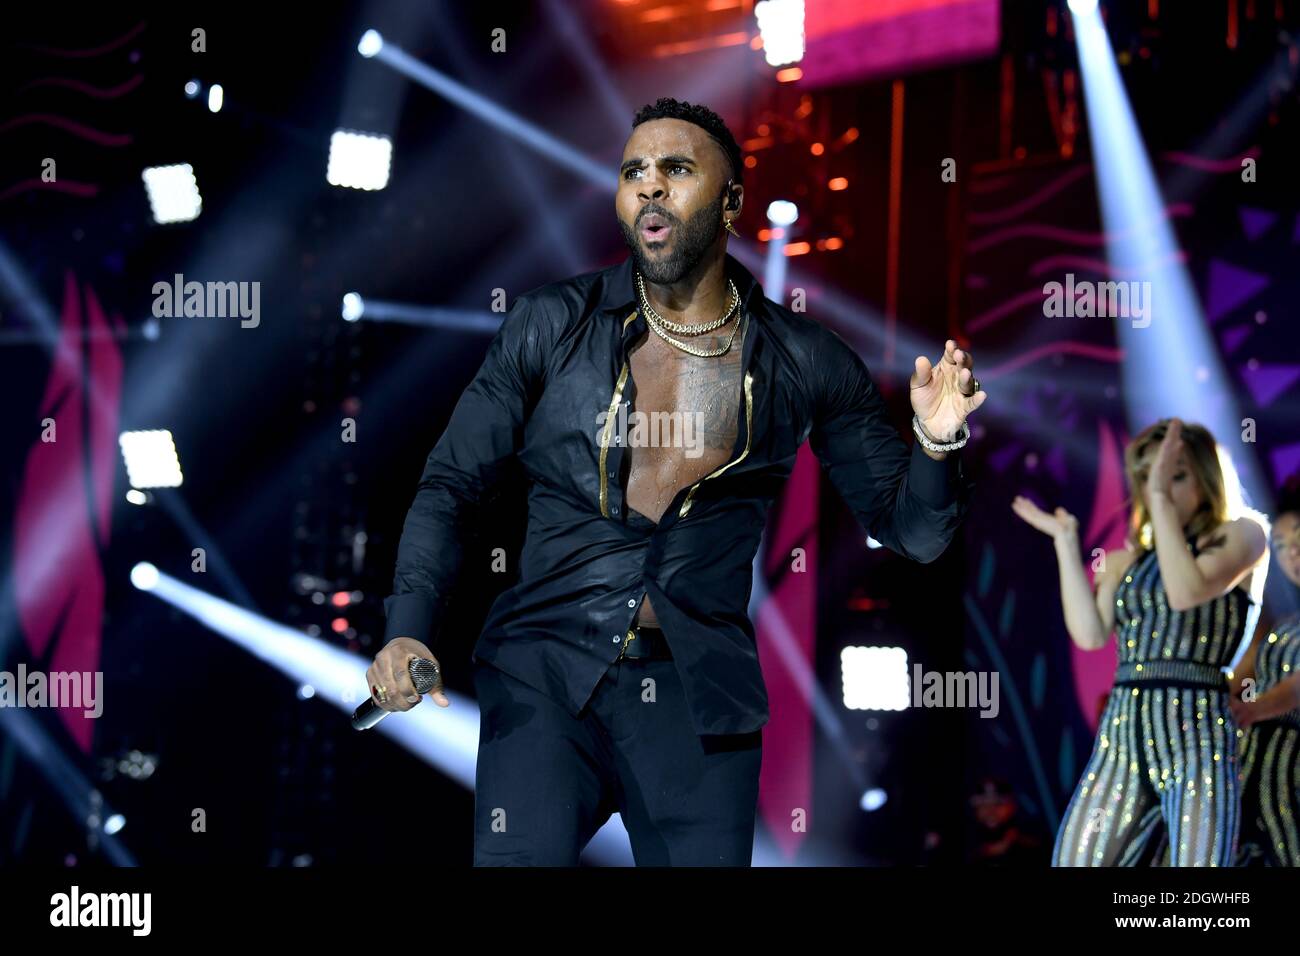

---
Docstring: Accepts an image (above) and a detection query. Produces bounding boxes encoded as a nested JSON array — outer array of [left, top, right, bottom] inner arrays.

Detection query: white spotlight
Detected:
[[142, 164, 202, 224], [841, 645, 910, 711], [130, 562, 160, 591], [860, 788, 888, 812], [341, 292, 365, 322], [104, 814, 127, 835], [755, 0, 805, 66], [184, 80, 200, 99], [326, 130, 392, 191], [118, 429, 184, 488], [125, 489, 148, 506], [766, 200, 799, 226], [358, 29, 384, 58], [1067, 0, 1099, 13], [207, 83, 224, 113]]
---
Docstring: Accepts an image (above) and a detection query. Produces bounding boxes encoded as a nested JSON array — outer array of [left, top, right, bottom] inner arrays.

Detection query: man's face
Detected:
[[616, 118, 735, 285]]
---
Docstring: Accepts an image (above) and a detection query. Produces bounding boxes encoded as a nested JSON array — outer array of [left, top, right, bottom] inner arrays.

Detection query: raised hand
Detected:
[[1145, 417, 1184, 502], [1011, 495, 1079, 541], [910, 339, 987, 442]]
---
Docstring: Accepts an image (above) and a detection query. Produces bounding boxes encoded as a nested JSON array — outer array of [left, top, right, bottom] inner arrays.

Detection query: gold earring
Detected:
[[724, 216, 740, 238]]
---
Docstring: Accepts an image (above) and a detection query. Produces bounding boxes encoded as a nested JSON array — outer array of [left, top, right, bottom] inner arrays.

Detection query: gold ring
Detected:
[[373, 684, 389, 704]]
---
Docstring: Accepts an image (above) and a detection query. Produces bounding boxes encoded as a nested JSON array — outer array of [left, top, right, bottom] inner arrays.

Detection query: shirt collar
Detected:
[[599, 252, 765, 319]]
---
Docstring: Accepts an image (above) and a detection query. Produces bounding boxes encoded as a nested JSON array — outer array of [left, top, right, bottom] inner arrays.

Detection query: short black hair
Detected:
[[632, 97, 743, 186]]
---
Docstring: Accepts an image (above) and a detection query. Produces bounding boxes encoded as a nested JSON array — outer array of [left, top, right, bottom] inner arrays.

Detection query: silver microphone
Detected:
[[351, 657, 441, 730]]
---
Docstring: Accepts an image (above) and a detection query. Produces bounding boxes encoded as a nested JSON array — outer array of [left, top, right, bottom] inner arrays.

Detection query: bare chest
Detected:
[[623, 329, 744, 522]]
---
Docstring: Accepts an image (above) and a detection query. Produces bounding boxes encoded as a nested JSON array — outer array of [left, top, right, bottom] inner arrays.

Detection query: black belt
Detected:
[[1112, 660, 1227, 691], [617, 624, 672, 660]]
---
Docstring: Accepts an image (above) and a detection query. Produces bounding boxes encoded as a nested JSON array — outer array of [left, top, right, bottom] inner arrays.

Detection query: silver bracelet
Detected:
[[912, 414, 969, 452]]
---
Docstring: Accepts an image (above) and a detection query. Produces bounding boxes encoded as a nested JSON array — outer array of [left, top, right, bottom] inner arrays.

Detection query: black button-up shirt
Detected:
[[383, 253, 975, 735]]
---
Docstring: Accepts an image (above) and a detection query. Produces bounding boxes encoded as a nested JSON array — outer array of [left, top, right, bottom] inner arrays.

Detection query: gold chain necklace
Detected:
[[643, 304, 746, 358], [635, 272, 738, 335]]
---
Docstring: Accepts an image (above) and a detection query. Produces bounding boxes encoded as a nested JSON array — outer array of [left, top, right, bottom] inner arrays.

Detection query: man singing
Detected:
[[369, 98, 984, 866]]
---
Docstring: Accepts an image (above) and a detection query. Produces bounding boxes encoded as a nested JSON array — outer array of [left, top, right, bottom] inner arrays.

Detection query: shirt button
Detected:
[[627, 599, 636, 607], [611, 505, 619, 514], [611, 635, 621, 644]]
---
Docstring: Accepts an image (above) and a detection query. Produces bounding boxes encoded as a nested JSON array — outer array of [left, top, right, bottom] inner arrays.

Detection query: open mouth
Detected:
[[639, 213, 672, 243]]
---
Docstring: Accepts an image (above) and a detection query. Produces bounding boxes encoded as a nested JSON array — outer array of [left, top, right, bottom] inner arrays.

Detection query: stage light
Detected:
[[828, 177, 848, 190], [297, 684, 316, 700], [358, 29, 383, 58], [130, 562, 159, 591], [341, 292, 364, 321], [326, 130, 392, 191], [119, 429, 183, 488], [1067, 0, 1099, 13], [366, 43, 609, 186], [132, 566, 481, 788], [207, 83, 223, 113], [125, 489, 148, 506], [1071, 0, 1266, 505], [766, 200, 799, 226], [0, 707, 135, 864], [342, 298, 503, 333], [184, 80, 200, 99], [755, 0, 805, 66], [103, 814, 126, 835], [841, 645, 910, 711], [141, 164, 202, 224], [860, 788, 888, 812]]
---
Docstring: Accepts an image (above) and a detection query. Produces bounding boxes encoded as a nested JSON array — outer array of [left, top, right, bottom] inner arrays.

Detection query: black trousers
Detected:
[[471, 656, 763, 866]]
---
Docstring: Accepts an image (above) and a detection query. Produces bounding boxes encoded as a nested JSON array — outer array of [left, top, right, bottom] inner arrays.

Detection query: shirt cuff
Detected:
[[382, 592, 439, 649], [908, 438, 963, 510]]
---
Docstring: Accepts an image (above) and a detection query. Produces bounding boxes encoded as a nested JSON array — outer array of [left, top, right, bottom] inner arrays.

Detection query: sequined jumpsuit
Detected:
[[1237, 614, 1300, 866], [1052, 532, 1254, 866]]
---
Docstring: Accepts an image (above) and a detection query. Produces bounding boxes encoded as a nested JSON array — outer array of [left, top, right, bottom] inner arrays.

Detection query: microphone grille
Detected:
[[408, 657, 441, 695]]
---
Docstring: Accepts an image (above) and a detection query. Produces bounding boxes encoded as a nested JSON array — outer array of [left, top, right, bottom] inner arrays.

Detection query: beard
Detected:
[[618, 195, 724, 285]]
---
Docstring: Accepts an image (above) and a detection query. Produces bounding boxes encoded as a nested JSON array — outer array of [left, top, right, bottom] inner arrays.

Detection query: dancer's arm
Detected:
[[1011, 497, 1133, 651], [1231, 670, 1300, 728], [1145, 420, 1266, 611]]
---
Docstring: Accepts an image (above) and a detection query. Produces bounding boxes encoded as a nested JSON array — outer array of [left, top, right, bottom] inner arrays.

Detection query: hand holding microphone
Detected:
[[354, 637, 447, 730]]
